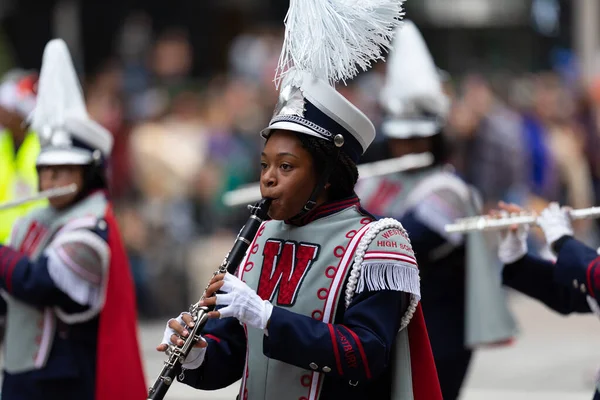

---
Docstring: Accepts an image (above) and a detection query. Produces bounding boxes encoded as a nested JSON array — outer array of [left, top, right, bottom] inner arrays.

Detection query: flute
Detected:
[[444, 206, 600, 234], [0, 183, 78, 211]]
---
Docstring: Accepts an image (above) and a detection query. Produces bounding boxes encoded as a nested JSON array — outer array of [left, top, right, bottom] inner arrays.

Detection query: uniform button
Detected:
[[581, 284, 587, 293], [322, 366, 331, 373], [309, 362, 318, 370], [573, 279, 579, 289], [98, 220, 107, 230]]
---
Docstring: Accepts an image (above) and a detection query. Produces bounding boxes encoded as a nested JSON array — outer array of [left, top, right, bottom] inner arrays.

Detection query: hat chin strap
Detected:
[[289, 146, 341, 222]]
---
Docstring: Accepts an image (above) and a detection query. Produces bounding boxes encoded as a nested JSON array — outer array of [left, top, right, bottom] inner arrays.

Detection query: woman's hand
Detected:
[[156, 313, 208, 369], [156, 313, 208, 351], [493, 201, 529, 265], [537, 202, 574, 247], [200, 273, 273, 330]]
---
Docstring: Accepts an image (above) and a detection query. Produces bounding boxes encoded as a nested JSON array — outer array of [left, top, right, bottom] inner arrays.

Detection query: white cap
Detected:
[[262, 70, 375, 163], [29, 39, 113, 167], [379, 20, 450, 139], [261, 0, 406, 162]]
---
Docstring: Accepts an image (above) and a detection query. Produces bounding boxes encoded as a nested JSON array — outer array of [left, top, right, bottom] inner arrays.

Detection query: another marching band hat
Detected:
[[379, 20, 450, 139], [29, 39, 113, 167], [261, 0, 406, 163], [0, 69, 38, 119]]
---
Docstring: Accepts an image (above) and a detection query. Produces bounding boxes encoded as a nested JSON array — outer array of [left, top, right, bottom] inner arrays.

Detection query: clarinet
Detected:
[[147, 198, 272, 400]]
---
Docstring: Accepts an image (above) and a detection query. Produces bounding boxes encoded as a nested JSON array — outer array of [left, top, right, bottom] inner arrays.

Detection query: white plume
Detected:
[[29, 39, 87, 134], [274, 0, 406, 88]]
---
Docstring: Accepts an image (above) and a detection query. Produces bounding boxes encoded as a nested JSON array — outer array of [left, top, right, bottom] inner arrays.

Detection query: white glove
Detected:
[[537, 202, 574, 247], [161, 313, 207, 370], [216, 273, 273, 330], [498, 217, 529, 265]]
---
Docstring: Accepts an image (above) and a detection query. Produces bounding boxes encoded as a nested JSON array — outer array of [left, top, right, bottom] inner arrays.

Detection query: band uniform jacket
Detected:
[[0, 190, 146, 400], [177, 196, 442, 400]]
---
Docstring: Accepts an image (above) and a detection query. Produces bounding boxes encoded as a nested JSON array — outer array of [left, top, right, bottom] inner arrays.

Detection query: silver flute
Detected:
[[0, 183, 78, 211], [444, 206, 600, 234]]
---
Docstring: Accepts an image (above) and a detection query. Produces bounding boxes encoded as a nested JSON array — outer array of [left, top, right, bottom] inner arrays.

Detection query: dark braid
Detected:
[[296, 133, 359, 201]]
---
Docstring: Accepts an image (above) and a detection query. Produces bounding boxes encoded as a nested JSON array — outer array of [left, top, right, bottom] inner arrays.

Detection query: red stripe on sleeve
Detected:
[[204, 334, 221, 344], [0, 247, 10, 272], [328, 324, 343, 375], [587, 257, 600, 298], [339, 325, 372, 379]]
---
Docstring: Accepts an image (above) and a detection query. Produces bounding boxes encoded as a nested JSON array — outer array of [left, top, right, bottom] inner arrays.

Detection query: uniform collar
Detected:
[[286, 195, 360, 226]]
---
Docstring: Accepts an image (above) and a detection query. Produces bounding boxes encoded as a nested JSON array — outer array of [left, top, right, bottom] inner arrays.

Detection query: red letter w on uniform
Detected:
[[257, 240, 320, 306]]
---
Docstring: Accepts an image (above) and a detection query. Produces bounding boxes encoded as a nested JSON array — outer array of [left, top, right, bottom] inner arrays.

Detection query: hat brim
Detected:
[[260, 120, 328, 141], [37, 148, 92, 166], [381, 119, 441, 139]]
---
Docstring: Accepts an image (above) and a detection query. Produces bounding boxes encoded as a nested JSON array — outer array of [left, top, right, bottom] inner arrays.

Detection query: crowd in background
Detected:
[[3, 8, 600, 319]]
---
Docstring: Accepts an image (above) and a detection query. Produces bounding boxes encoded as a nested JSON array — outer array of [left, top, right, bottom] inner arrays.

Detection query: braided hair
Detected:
[[295, 133, 359, 201]]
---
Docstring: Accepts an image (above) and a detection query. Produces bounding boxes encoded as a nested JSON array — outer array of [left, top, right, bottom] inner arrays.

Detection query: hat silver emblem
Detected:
[[272, 84, 306, 119]]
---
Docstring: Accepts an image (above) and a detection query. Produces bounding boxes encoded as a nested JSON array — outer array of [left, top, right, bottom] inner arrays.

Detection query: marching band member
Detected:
[[157, 1, 442, 399], [497, 201, 599, 399], [498, 201, 598, 314], [0, 39, 146, 400], [356, 20, 517, 400]]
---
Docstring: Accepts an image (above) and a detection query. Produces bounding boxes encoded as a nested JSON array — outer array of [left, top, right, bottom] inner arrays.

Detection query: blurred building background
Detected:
[[0, 0, 598, 318]]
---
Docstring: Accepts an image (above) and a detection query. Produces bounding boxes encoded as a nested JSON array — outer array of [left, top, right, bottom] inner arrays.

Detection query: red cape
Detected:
[[96, 205, 147, 400], [408, 304, 443, 400]]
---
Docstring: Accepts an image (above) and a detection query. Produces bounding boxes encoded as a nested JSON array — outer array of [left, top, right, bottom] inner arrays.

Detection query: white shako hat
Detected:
[[261, 0, 407, 165], [29, 39, 113, 167], [379, 20, 450, 139]]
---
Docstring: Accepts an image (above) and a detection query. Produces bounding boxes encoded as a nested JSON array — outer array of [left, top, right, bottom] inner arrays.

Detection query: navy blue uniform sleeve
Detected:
[[263, 290, 406, 382], [502, 254, 591, 315], [554, 236, 600, 302], [400, 211, 448, 256], [178, 309, 247, 390], [0, 244, 88, 312]]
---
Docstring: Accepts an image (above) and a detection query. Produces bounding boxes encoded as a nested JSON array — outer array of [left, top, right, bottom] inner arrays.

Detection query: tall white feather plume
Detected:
[[29, 39, 87, 135], [274, 0, 406, 88]]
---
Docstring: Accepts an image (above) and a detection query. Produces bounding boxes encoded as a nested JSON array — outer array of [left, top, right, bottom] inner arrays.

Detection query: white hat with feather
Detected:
[[379, 20, 450, 139], [261, 0, 407, 164], [29, 39, 113, 167]]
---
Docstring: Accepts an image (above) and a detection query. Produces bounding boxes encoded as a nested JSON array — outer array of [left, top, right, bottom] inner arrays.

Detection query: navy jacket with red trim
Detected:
[[178, 195, 443, 400], [554, 236, 600, 307], [502, 254, 592, 315], [0, 228, 105, 400], [502, 234, 600, 314], [179, 289, 410, 399]]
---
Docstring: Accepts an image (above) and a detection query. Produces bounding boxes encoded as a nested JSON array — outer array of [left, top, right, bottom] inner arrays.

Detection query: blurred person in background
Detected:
[[447, 74, 528, 212], [582, 78, 600, 216], [0, 70, 44, 245], [519, 73, 596, 247], [496, 201, 599, 399], [0, 39, 145, 400], [356, 21, 517, 400]]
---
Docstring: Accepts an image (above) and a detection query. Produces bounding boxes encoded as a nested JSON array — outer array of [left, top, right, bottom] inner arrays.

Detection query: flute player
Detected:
[[496, 201, 599, 399]]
